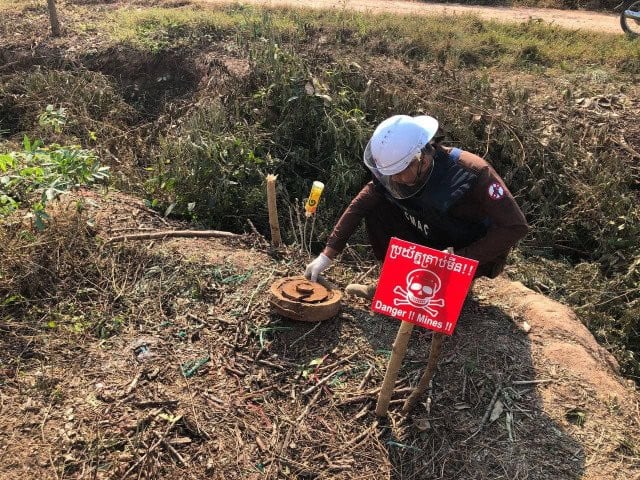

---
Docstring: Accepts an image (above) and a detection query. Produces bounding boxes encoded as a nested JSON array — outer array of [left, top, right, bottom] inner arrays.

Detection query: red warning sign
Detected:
[[370, 237, 478, 335]]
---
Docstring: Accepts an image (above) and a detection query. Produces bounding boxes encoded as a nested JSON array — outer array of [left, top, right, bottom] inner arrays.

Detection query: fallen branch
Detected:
[[463, 384, 502, 443], [512, 379, 554, 385], [322, 452, 354, 471], [133, 399, 179, 409], [279, 425, 293, 455], [358, 364, 374, 390], [316, 351, 359, 374], [296, 388, 323, 422], [121, 427, 171, 480], [255, 359, 286, 371], [290, 321, 322, 347], [154, 431, 189, 467], [239, 385, 279, 400], [353, 264, 378, 285], [225, 365, 247, 377], [244, 267, 276, 314], [336, 394, 374, 406], [302, 369, 344, 396], [0, 59, 21, 72], [337, 386, 414, 406], [105, 229, 241, 244], [613, 136, 640, 160], [344, 420, 379, 448]]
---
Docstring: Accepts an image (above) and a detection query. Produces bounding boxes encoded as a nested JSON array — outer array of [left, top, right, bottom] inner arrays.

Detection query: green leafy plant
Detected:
[[252, 324, 292, 349], [300, 355, 327, 379], [210, 265, 253, 285], [0, 133, 109, 228], [38, 104, 67, 134]]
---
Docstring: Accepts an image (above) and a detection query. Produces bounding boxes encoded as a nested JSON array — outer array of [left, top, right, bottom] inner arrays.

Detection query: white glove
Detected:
[[304, 253, 333, 282]]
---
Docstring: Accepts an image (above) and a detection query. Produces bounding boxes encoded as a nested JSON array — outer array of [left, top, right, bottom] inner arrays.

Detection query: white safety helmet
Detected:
[[363, 115, 439, 199]]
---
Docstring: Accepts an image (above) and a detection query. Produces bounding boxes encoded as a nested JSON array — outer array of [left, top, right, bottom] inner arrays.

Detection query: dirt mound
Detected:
[[1, 190, 639, 479], [480, 278, 627, 394], [474, 277, 640, 478]]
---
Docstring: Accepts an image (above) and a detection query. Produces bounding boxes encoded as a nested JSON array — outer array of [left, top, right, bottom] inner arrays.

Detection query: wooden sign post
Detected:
[[371, 238, 478, 417], [402, 332, 444, 414], [375, 321, 414, 416]]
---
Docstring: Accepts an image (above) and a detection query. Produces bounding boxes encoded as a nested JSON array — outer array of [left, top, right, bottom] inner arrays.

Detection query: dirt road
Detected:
[[199, 0, 621, 33]]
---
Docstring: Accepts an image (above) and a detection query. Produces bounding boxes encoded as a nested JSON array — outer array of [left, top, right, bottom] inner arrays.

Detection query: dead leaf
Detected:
[[256, 436, 267, 452], [304, 82, 314, 95], [413, 417, 431, 431], [490, 399, 504, 423]]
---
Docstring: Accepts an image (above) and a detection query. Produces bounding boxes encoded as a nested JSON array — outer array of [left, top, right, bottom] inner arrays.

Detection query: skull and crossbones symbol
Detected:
[[393, 269, 445, 316]]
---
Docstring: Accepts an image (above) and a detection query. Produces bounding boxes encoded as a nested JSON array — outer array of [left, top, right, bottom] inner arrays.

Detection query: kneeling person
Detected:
[[305, 114, 529, 298]]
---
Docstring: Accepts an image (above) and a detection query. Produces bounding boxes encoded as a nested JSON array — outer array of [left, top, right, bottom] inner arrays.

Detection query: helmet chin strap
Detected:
[[412, 157, 423, 185], [417, 150, 435, 184]]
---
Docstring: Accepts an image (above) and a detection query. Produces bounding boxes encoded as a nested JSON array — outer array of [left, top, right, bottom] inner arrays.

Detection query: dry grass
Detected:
[[1, 190, 639, 479]]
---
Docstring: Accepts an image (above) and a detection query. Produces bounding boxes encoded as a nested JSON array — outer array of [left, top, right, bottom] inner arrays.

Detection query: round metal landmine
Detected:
[[269, 276, 342, 322]]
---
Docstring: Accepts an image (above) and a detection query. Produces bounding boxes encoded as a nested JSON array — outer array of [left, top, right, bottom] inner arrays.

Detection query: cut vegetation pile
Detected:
[[1, 0, 639, 478]]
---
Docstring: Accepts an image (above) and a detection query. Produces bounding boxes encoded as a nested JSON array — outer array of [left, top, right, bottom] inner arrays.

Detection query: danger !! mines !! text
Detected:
[[373, 300, 444, 330]]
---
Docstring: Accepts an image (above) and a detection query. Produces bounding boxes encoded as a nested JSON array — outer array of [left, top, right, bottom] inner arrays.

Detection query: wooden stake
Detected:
[[266, 174, 282, 247], [402, 332, 445, 414], [375, 321, 414, 417]]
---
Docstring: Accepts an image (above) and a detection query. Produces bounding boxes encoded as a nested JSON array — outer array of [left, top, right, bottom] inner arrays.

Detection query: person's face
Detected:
[[391, 154, 423, 186]]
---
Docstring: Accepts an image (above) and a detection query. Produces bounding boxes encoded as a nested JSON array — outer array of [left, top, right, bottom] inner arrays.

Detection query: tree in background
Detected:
[[47, 0, 61, 36]]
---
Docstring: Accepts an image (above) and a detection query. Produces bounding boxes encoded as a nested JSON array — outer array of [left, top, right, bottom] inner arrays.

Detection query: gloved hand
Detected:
[[304, 253, 333, 282]]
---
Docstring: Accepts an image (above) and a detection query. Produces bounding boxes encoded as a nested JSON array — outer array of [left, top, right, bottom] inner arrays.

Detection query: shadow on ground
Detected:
[[341, 296, 585, 479]]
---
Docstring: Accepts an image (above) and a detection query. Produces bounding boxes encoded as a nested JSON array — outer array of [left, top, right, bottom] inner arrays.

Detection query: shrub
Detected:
[[0, 107, 110, 229]]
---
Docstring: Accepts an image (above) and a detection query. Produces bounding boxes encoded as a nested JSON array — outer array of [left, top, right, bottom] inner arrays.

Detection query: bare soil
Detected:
[[198, 0, 623, 33], [1, 190, 638, 479]]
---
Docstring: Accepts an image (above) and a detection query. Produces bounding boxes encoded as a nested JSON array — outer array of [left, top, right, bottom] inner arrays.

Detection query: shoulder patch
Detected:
[[449, 147, 462, 163], [488, 182, 505, 200]]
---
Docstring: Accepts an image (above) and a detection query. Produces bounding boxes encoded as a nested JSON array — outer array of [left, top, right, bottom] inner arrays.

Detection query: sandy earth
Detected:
[[198, 0, 623, 33]]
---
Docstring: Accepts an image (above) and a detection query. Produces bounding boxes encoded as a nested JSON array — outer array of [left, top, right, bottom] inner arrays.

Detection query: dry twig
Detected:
[[105, 229, 240, 244], [463, 384, 502, 443]]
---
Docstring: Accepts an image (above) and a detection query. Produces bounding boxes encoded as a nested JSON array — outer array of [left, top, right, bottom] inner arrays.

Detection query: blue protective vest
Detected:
[[381, 148, 489, 250]]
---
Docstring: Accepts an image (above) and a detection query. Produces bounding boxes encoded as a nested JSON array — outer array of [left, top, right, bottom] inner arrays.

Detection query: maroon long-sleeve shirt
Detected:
[[325, 149, 529, 265]]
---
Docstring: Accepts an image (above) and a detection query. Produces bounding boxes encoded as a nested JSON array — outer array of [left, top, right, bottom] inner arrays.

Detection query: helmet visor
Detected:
[[364, 142, 431, 200]]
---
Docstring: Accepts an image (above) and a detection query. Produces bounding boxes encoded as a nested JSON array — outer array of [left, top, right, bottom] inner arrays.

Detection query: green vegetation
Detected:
[[0, 106, 109, 229], [1, 2, 639, 379], [111, 7, 639, 72]]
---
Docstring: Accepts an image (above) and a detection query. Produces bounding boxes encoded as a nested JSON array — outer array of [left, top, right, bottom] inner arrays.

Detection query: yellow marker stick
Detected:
[[304, 181, 325, 217]]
